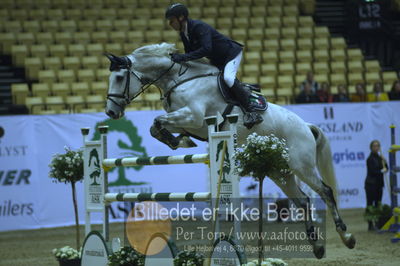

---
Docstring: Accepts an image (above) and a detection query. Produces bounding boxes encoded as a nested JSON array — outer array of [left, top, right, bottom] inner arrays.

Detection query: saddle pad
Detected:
[[217, 73, 268, 111]]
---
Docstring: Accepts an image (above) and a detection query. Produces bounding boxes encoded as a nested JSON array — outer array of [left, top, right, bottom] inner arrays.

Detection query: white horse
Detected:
[[104, 43, 355, 259]]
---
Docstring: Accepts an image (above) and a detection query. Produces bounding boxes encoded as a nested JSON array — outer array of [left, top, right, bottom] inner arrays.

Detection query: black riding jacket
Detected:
[[179, 19, 243, 70]]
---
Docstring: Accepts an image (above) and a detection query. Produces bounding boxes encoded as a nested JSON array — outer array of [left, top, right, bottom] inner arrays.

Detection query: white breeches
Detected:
[[223, 51, 242, 88]]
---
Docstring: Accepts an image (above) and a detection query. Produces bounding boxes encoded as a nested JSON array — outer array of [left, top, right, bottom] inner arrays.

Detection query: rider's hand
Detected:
[[170, 53, 187, 63]]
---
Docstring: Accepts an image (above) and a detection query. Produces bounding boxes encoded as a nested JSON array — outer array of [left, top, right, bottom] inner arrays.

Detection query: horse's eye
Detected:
[[116, 75, 124, 82]]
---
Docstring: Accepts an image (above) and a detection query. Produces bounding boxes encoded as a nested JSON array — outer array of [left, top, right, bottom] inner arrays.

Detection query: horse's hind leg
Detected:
[[271, 175, 325, 259], [295, 168, 356, 250]]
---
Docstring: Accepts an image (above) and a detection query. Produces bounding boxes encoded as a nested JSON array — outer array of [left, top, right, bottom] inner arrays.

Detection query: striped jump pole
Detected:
[[82, 114, 239, 244], [103, 153, 209, 168], [104, 192, 211, 202]]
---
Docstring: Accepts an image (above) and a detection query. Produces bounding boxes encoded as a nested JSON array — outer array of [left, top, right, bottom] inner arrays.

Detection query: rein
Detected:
[[107, 58, 218, 108], [164, 72, 219, 105], [107, 62, 176, 108]]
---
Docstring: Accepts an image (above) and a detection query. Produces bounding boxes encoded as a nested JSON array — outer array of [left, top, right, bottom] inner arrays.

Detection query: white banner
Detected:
[[0, 102, 399, 231]]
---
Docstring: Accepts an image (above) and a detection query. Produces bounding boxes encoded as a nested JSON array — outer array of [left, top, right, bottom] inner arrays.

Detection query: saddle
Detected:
[[217, 73, 268, 112]]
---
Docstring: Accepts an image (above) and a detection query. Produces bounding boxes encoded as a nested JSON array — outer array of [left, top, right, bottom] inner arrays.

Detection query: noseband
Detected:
[[106, 57, 175, 109]]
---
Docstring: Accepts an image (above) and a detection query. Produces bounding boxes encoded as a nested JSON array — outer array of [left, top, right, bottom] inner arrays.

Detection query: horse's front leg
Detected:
[[150, 106, 204, 150]]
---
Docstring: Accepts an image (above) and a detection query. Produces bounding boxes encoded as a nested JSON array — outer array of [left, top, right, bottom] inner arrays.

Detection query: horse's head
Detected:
[[105, 53, 143, 119]]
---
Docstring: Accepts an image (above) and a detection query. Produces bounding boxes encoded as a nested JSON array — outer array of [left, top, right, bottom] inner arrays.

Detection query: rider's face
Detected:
[[168, 16, 184, 31]]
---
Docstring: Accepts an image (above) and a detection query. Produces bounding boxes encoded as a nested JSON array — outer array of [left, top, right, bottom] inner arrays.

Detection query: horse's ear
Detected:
[[104, 53, 116, 62]]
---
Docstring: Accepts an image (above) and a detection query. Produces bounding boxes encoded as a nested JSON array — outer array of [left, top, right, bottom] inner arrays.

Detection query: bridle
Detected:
[[106, 56, 176, 109]]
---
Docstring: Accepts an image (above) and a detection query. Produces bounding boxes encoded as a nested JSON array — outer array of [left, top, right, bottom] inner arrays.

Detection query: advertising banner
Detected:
[[0, 102, 399, 231]]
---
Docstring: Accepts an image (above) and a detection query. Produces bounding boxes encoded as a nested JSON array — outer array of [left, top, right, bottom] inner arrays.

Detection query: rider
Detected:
[[165, 3, 263, 124]]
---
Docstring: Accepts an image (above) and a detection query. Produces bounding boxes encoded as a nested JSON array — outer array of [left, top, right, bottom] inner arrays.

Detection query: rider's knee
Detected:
[[223, 73, 235, 88]]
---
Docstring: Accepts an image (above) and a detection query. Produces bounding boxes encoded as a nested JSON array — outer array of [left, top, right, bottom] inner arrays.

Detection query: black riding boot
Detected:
[[230, 80, 256, 111], [230, 80, 263, 129]]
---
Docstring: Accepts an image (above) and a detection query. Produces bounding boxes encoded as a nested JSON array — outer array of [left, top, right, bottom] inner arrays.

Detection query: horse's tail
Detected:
[[309, 124, 338, 202]]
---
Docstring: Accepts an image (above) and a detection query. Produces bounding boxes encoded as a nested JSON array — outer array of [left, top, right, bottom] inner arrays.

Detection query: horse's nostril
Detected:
[[107, 110, 115, 118]]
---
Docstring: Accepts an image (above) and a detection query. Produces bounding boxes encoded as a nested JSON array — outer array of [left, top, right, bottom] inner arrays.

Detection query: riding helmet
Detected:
[[165, 3, 189, 19]]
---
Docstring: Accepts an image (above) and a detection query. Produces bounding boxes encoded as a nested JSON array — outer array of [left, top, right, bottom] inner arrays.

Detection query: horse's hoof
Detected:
[[345, 234, 356, 249], [313, 244, 325, 259]]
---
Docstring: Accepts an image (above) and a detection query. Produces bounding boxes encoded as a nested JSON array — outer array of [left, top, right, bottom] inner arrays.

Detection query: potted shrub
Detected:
[[52, 246, 81, 266], [49, 146, 84, 265], [108, 246, 145, 266], [235, 133, 291, 265]]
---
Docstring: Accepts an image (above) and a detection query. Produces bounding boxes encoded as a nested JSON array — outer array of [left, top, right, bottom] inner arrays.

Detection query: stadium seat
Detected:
[[42, 20, 60, 33], [265, 16, 282, 28], [245, 51, 262, 64], [260, 76, 277, 88], [348, 60, 364, 72], [365, 72, 382, 84], [91, 81, 108, 95], [63, 56, 81, 74], [68, 44, 86, 57], [298, 16, 314, 27], [261, 63, 278, 75], [109, 31, 127, 43], [365, 60, 381, 73], [280, 39, 296, 51], [148, 19, 165, 30], [330, 73, 347, 86], [36, 33, 54, 46], [11, 45, 29, 67], [87, 44, 104, 56], [347, 49, 363, 61], [250, 17, 266, 28], [277, 75, 294, 88], [314, 26, 330, 38], [296, 62, 311, 75], [243, 64, 259, 77], [86, 95, 105, 110], [96, 69, 109, 81], [39, 70, 57, 87], [52, 83, 71, 100], [263, 40, 280, 51], [248, 29, 264, 40], [348, 72, 364, 85], [25, 57, 43, 80], [30, 45, 48, 60], [279, 62, 295, 75], [282, 16, 298, 27], [82, 56, 99, 70], [330, 61, 346, 73], [265, 28, 281, 39], [11, 83, 29, 105], [78, 69, 96, 84], [60, 20, 77, 32], [45, 96, 65, 113], [71, 82, 90, 97], [73, 32, 91, 44], [315, 73, 330, 85], [314, 50, 329, 62], [297, 38, 313, 50], [262, 51, 279, 63], [331, 37, 347, 49], [65, 9, 82, 20], [78, 21, 96, 32], [25, 97, 45, 114], [330, 49, 346, 61], [57, 70, 76, 85], [43, 57, 62, 71], [279, 51, 296, 62], [246, 40, 263, 52], [314, 37, 330, 50], [382, 71, 398, 83], [91, 31, 109, 45], [66, 95, 85, 113], [298, 26, 313, 38], [296, 50, 312, 62], [49, 44, 68, 59], [313, 62, 330, 74], [23, 21, 41, 33]]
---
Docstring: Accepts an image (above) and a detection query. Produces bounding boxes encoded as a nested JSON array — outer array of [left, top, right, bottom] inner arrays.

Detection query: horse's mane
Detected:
[[132, 42, 177, 57], [131, 42, 214, 69]]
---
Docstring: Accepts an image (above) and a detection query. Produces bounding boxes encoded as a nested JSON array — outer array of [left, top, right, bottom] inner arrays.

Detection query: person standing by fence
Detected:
[[365, 140, 388, 231]]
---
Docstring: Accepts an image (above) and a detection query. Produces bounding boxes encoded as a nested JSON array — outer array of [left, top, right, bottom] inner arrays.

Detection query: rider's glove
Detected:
[[170, 53, 187, 63]]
